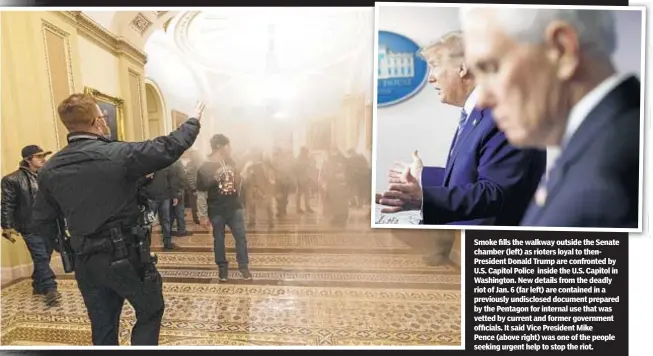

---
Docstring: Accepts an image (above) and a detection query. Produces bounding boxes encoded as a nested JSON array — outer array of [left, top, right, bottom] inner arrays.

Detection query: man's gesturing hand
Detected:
[[380, 150, 424, 213], [193, 101, 206, 121]]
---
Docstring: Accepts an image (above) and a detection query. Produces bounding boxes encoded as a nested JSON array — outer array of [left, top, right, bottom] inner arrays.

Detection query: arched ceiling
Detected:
[[171, 8, 370, 76], [143, 8, 374, 120], [81, 9, 374, 122]]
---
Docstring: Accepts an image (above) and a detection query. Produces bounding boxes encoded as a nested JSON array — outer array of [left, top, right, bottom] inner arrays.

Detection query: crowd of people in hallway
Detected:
[[1, 132, 373, 308], [0, 93, 373, 344], [146, 141, 373, 243]]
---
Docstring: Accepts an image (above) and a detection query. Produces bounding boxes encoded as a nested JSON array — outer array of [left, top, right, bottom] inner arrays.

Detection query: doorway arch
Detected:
[[144, 79, 168, 138]]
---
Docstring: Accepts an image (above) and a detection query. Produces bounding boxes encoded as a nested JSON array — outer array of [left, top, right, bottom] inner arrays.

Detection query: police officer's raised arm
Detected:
[[122, 102, 206, 178]]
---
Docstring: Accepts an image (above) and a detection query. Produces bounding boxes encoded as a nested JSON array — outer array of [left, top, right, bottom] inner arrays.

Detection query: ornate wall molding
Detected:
[[128, 68, 147, 139], [41, 19, 76, 149], [54, 11, 147, 66], [130, 12, 153, 36], [163, 17, 173, 32]]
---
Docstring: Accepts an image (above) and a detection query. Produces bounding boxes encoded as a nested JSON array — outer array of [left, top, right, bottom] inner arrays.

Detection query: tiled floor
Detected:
[[1, 202, 461, 346]]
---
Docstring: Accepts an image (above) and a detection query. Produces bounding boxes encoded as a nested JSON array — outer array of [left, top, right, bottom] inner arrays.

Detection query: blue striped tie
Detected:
[[450, 109, 469, 157]]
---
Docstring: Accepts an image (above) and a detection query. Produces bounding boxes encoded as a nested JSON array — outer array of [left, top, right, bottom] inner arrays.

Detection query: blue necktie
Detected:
[[450, 109, 469, 157]]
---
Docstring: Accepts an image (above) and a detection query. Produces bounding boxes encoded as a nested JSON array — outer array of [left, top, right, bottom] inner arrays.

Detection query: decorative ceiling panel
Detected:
[[130, 12, 153, 35]]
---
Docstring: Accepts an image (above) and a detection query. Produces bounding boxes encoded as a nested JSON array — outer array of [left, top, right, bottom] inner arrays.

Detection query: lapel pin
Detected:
[[534, 187, 547, 207], [473, 119, 478, 126]]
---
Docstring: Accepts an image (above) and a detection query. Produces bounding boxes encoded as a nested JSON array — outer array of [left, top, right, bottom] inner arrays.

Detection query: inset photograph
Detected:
[[372, 2, 645, 232]]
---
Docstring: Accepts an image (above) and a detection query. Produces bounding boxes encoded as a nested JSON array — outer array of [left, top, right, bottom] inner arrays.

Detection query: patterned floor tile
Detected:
[[155, 268, 461, 285], [2, 209, 461, 347], [152, 232, 412, 250], [2, 280, 461, 346], [155, 252, 455, 272]]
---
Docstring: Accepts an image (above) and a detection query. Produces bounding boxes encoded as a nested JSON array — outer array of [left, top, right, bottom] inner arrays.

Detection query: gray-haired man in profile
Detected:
[[460, 8, 640, 228]]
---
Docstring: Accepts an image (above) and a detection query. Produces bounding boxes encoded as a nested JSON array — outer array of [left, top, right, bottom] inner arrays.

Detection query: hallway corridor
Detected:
[[0, 8, 463, 347], [1, 207, 461, 346]]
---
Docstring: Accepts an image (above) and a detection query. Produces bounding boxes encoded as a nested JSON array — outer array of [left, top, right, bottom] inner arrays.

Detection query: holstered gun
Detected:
[[136, 205, 157, 266], [55, 218, 75, 273]]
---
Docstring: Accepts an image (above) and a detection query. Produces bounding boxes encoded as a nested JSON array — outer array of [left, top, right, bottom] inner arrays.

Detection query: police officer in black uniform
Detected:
[[31, 93, 205, 345]]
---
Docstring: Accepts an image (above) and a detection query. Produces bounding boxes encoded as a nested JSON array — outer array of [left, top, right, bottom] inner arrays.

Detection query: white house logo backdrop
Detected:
[[377, 31, 428, 107]]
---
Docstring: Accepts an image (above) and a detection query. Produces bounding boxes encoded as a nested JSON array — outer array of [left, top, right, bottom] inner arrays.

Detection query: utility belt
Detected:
[[77, 224, 157, 266]]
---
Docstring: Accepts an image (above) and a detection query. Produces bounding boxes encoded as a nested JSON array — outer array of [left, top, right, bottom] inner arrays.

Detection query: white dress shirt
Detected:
[[463, 87, 480, 119]]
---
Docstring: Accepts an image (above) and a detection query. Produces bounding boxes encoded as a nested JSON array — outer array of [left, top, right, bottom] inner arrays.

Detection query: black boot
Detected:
[[218, 264, 229, 282], [239, 265, 253, 281], [44, 289, 61, 306]]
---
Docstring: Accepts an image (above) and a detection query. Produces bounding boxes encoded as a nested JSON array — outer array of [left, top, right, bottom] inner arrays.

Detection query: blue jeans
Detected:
[[149, 199, 171, 245], [23, 233, 57, 292], [210, 209, 249, 267], [170, 194, 187, 233]]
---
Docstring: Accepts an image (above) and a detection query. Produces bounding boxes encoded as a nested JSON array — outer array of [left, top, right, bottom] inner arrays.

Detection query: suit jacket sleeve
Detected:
[[422, 127, 541, 224], [421, 167, 445, 187]]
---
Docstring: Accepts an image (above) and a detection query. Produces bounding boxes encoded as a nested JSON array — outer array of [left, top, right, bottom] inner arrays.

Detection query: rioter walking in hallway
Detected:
[[197, 134, 252, 282], [169, 159, 193, 237], [144, 163, 183, 250], [242, 149, 275, 229], [294, 146, 315, 214], [346, 148, 369, 209], [1, 145, 61, 306], [323, 148, 350, 228], [272, 148, 294, 219], [183, 150, 203, 225], [31, 93, 203, 345]]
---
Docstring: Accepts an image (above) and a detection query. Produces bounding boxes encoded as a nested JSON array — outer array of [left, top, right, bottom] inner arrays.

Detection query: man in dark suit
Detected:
[[461, 8, 640, 229], [379, 31, 546, 227]]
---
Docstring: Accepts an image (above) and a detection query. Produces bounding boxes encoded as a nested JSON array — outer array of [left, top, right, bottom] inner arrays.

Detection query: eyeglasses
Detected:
[[91, 115, 108, 127]]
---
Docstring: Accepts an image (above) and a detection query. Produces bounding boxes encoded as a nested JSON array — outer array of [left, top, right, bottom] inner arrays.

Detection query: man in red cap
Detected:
[[1, 145, 61, 306]]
